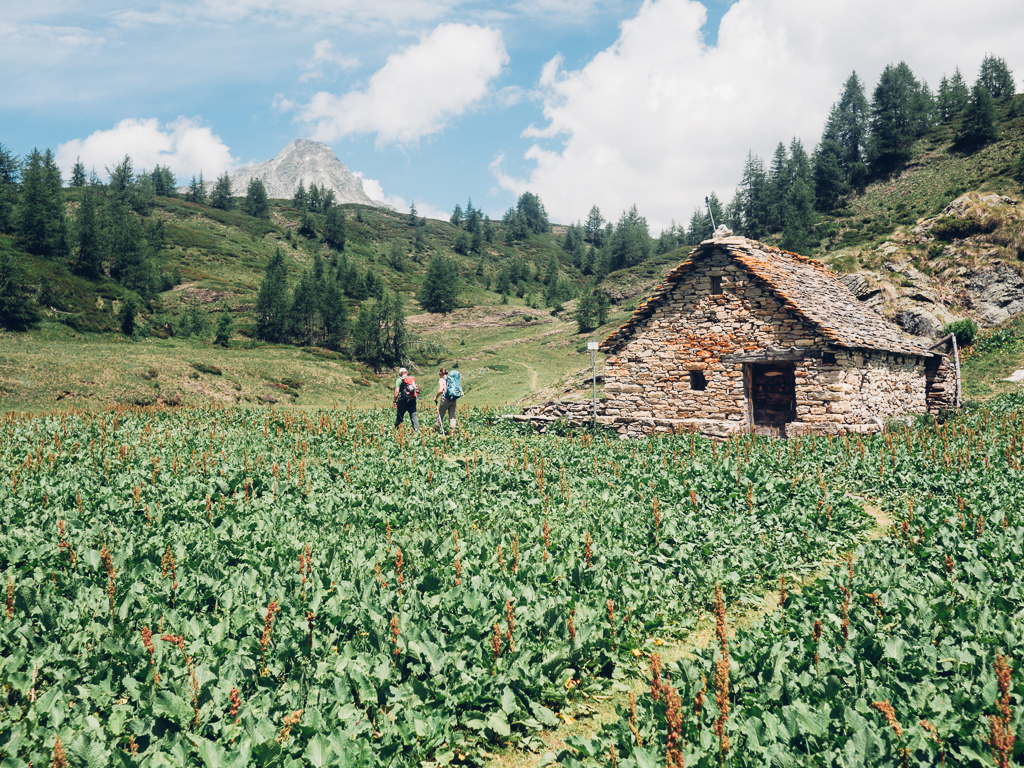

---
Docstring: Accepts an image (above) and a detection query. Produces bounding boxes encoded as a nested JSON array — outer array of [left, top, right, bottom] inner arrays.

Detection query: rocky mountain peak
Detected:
[[225, 140, 378, 206]]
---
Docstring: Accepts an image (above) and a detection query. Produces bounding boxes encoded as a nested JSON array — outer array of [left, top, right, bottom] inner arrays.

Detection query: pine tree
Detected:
[[74, 181, 105, 279], [868, 62, 934, 177], [186, 174, 207, 204], [256, 249, 290, 342], [150, 166, 177, 197], [585, 205, 605, 247], [293, 180, 308, 211], [738, 152, 768, 239], [812, 141, 844, 212], [0, 248, 40, 330], [70, 158, 87, 187], [937, 68, 970, 122], [214, 307, 234, 347], [244, 178, 270, 219], [324, 205, 346, 249], [18, 149, 69, 260], [450, 203, 463, 228], [109, 204, 155, 297], [765, 142, 790, 232], [0, 144, 19, 235], [957, 83, 999, 148], [298, 212, 317, 238], [119, 293, 140, 337], [516, 191, 549, 234], [210, 173, 233, 210], [503, 208, 528, 244], [978, 54, 1015, 101], [607, 205, 652, 272], [483, 215, 494, 243], [420, 254, 460, 313]]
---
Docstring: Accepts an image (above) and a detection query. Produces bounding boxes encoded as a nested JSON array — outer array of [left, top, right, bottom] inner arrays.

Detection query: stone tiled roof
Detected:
[[600, 236, 932, 357]]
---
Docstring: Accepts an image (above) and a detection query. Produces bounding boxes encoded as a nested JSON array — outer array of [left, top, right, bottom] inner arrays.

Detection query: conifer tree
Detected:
[[255, 249, 290, 342], [450, 203, 463, 228], [186, 174, 207, 204], [150, 166, 177, 197], [957, 83, 999, 148], [70, 158, 87, 187], [516, 191, 549, 234], [214, 307, 234, 347], [738, 151, 768, 239], [324, 205, 346, 249], [74, 181, 105, 279], [0, 249, 40, 330], [420, 254, 460, 313], [0, 144, 19, 235], [978, 55, 1015, 101], [109, 204, 155, 297], [244, 178, 270, 219], [937, 68, 970, 122], [607, 205, 653, 271], [293, 180, 308, 211], [18, 149, 69, 260], [868, 62, 934, 177], [585, 205, 605, 246], [210, 173, 233, 210]]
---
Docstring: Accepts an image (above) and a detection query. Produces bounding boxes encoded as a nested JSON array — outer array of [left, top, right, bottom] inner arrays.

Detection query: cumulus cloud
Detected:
[[497, 0, 1024, 231], [297, 23, 509, 146], [299, 39, 359, 82], [56, 117, 236, 182]]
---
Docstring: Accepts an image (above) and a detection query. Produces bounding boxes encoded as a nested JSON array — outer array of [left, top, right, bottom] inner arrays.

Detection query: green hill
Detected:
[[0, 192, 630, 411], [3, 91, 1024, 412]]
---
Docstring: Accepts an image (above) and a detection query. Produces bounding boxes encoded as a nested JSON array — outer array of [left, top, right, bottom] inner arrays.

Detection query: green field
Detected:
[[2, 393, 1023, 767]]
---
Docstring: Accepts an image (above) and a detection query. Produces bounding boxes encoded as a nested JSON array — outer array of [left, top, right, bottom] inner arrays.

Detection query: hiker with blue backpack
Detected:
[[435, 366, 463, 432]]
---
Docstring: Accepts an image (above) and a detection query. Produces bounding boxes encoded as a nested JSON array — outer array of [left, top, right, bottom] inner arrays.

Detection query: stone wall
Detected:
[[600, 246, 937, 438]]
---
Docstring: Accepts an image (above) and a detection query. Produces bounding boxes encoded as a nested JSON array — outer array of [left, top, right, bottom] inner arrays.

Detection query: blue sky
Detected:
[[3, 0, 1023, 231]]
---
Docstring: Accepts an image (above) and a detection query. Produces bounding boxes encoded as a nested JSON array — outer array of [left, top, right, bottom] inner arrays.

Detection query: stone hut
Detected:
[[597, 233, 956, 438]]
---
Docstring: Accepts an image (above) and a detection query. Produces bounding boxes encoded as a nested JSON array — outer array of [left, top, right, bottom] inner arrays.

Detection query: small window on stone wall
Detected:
[[710, 275, 722, 294], [822, 352, 837, 365], [689, 371, 708, 391]]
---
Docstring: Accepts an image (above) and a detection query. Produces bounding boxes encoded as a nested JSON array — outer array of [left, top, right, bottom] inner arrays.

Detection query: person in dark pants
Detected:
[[393, 367, 419, 431]]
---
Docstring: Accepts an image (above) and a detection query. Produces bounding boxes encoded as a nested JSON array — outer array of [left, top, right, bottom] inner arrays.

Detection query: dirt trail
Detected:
[[486, 496, 893, 768]]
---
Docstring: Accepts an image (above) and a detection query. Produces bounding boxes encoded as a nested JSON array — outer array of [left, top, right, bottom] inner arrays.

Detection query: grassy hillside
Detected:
[[0, 194, 633, 411]]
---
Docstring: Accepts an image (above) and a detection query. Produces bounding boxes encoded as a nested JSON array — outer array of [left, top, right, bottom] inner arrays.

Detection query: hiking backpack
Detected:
[[445, 370, 463, 399], [400, 375, 420, 401]]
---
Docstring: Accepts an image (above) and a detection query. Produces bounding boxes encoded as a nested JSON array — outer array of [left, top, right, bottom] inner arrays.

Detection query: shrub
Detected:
[[930, 216, 995, 241], [190, 361, 222, 375], [942, 318, 979, 346]]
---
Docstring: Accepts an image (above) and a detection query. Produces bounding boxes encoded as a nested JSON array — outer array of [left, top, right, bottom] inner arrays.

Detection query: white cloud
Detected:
[[56, 117, 236, 182], [357, 173, 450, 220], [497, 0, 1024, 231], [296, 23, 509, 146], [299, 39, 359, 82]]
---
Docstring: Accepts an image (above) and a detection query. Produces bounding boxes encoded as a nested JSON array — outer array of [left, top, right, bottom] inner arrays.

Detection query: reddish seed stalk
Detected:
[[568, 609, 576, 641], [871, 700, 903, 740], [505, 600, 515, 652], [713, 584, 730, 757], [391, 615, 400, 659], [229, 687, 241, 724], [989, 654, 1015, 768], [52, 736, 69, 768]]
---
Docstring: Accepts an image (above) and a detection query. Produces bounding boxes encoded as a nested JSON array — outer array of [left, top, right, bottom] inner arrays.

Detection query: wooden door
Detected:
[[749, 363, 796, 435]]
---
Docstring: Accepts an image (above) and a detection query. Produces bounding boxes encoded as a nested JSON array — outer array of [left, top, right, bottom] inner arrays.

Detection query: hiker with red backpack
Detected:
[[393, 367, 420, 431]]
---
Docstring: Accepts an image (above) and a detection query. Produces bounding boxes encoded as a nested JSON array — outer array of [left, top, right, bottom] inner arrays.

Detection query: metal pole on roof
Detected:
[[705, 196, 716, 231]]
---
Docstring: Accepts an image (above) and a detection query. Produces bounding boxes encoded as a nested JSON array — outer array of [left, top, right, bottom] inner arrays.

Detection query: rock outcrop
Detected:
[[224, 139, 378, 205]]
